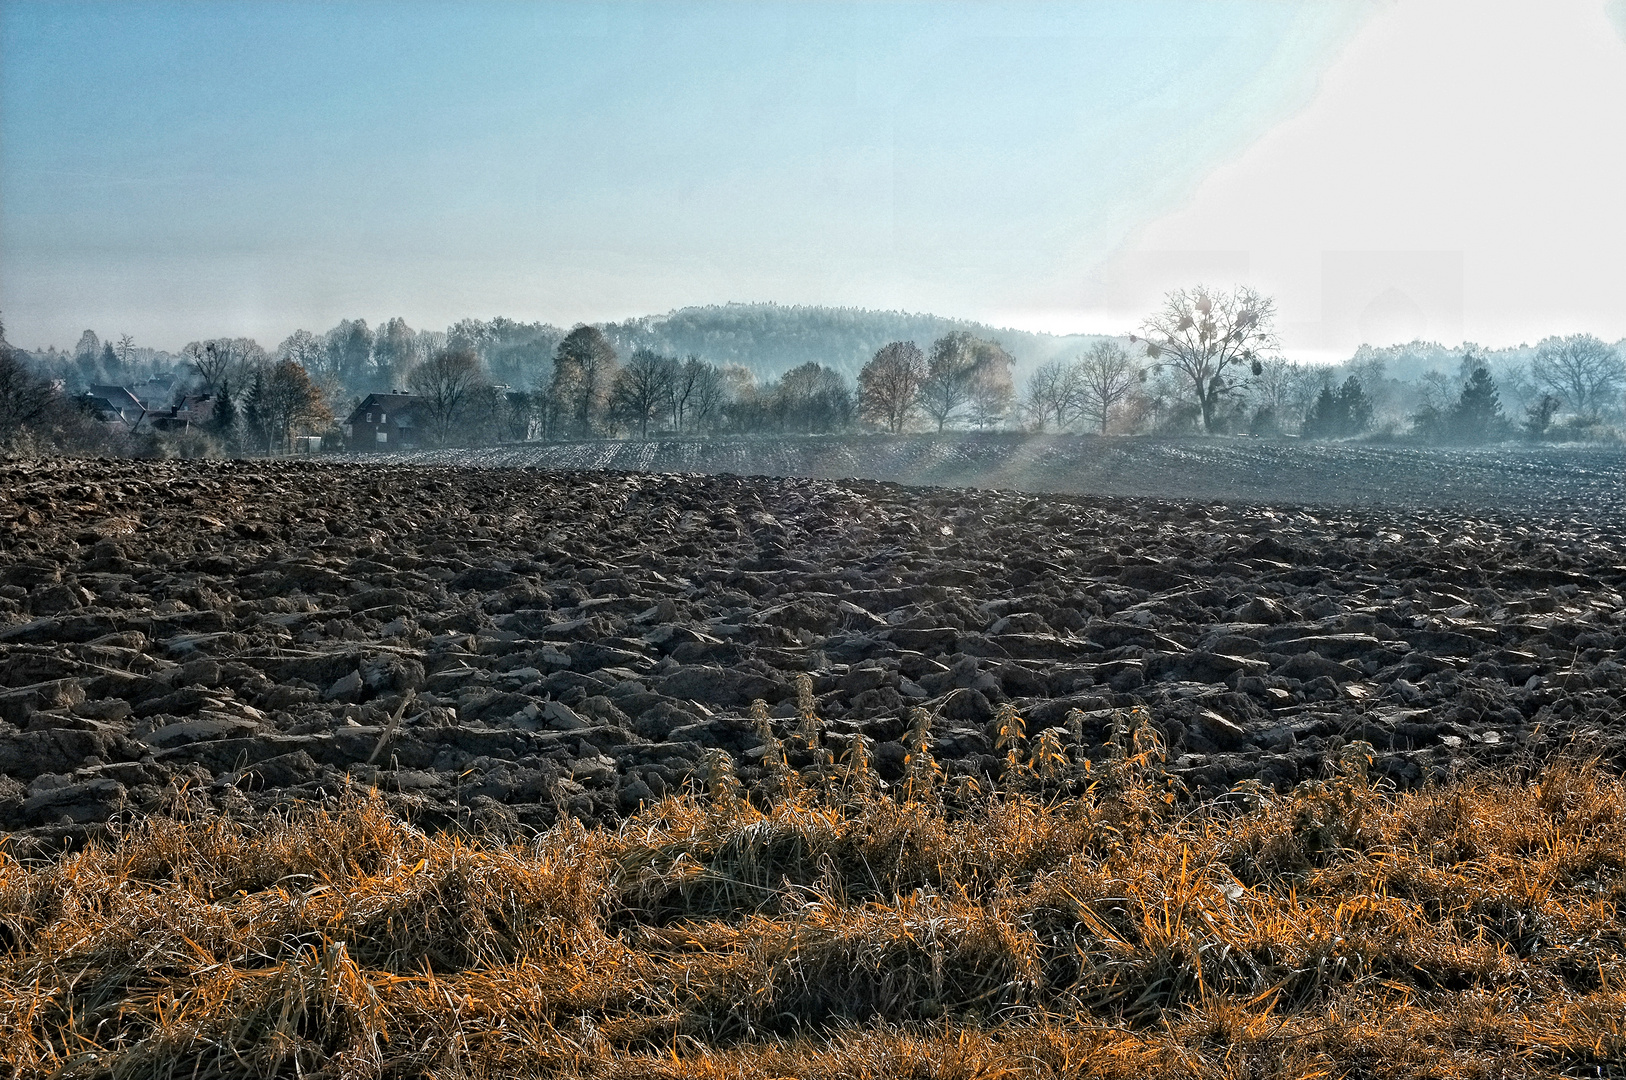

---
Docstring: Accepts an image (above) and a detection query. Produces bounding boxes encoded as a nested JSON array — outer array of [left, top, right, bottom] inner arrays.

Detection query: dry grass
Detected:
[[3, 742, 1626, 1079]]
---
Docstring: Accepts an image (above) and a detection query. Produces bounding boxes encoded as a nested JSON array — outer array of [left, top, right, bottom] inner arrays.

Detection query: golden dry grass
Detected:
[[3, 751, 1625, 1079]]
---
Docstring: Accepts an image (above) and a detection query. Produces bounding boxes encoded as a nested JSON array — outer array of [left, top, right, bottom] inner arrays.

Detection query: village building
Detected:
[[132, 374, 179, 410], [78, 383, 218, 434], [145, 391, 217, 433], [343, 392, 422, 450], [79, 385, 147, 427]]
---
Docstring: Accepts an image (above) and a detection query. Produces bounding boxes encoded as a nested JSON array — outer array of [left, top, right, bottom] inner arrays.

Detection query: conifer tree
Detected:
[[209, 376, 239, 446], [1335, 375, 1373, 435], [1449, 366, 1506, 442]]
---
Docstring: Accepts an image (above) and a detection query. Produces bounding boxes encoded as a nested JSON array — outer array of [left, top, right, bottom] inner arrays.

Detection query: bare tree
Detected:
[[372, 317, 420, 391], [1134, 285, 1278, 432], [685, 361, 730, 433], [1023, 359, 1080, 432], [1532, 334, 1624, 416], [857, 341, 926, 433], [1247, 358, 1316, 433], [453, 381, 507, 445], [670, 355, 712, 433], [1418, 369, 1455, 413], [549, 325, 619, 436], [609, 348, 679, 439], [499, 390, 542, 441], [919, 331, 977, 432], [324, 318, 374, 391], [1075, 341, 1142, 434], [115, 334, 135, 367], [186, 338, 267, 395], [967, 340, 1014, 429], [277, 329, 325, 369], [1490, 359, 1539, 420], [183, 342, 226, 391], [773, 362, 854, 434], [256, 359, 332, 453], [276, 329, 343, 411], [407, 346, 486, 445]]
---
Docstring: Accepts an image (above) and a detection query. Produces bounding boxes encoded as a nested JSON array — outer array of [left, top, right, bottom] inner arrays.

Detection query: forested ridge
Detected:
[[601, 302, 1100, 380]]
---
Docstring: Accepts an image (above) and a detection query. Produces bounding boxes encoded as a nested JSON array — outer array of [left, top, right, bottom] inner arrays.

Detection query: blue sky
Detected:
[[14, 1, 1626, 359], [0, 0, 1375, 350]]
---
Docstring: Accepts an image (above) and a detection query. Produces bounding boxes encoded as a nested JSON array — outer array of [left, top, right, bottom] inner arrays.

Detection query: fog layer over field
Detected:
[[375, 434, 1626, 526]]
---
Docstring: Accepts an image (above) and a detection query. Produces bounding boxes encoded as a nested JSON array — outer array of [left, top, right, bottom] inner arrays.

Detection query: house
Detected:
[[133, 375, 178, 410], [80, 384, 219, 435], [343, 392, 422, 450], [146, 392, 216, 433], [80, 385, 147, 427]]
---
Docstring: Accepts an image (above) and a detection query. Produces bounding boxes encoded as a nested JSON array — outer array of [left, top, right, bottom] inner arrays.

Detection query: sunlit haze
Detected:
[[1061, 0, 1626, 363]]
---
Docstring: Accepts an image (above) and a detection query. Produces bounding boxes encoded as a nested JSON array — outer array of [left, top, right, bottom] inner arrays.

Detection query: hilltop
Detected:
[[600, 301, 1110, 380]]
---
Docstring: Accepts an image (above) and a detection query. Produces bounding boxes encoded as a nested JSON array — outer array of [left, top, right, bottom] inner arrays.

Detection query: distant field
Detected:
[[373, 434, 1626, 523]]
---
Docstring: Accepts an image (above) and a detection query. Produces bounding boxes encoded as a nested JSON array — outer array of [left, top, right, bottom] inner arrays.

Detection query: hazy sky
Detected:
[[1, 0, 1622, 357], [1091, 0, 1626, 362]]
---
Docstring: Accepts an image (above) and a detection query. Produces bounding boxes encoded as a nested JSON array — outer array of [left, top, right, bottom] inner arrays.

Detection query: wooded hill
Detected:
[[601, 302, 1109, 381]]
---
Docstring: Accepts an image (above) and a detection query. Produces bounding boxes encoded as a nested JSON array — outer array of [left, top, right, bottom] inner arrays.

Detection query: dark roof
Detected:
[[85, 385, 144, 411], [345, 393, 420, 426]]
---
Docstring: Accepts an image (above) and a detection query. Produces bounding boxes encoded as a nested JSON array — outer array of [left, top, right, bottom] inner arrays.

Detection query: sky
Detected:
[[1089, 0, 1626, 362], [1, 0, 1623, 358]]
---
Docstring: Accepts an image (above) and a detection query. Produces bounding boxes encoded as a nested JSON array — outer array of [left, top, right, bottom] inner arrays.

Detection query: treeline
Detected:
[[4, 293, 1624, 456], [1002, 287, 1624, 443], [1219, 336, 1625, 443], [422, 327, 865, 444], [6, 303, 1087, 401]]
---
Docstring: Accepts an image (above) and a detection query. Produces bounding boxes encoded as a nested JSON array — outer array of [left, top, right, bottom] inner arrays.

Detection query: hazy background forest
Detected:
[[2, 296, 1623, 456]]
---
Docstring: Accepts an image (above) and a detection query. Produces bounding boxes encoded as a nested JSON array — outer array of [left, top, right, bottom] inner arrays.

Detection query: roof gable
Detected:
[[346, 393, 421, 425], [85, 385, 144, 409]]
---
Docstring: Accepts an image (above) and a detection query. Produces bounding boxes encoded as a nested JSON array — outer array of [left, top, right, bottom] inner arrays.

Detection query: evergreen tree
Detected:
[[1448, 366, 1506, 442], [74, 330, 101, 363], [1335, 375, 1373, 435], [1302, 384, 1341, 438], [209, 376, 239, 446], [242, 372, 270, 454], [98, 342, 121, 383], [1304, 375, 1374, 439]]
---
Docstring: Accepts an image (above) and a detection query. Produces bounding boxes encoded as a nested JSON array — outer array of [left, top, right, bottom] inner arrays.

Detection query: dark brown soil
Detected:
[[3, 457, 1624, 850]]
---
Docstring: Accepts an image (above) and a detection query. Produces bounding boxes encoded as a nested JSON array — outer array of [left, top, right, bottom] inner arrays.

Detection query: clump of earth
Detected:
[[3, 457, 1623, 851]]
